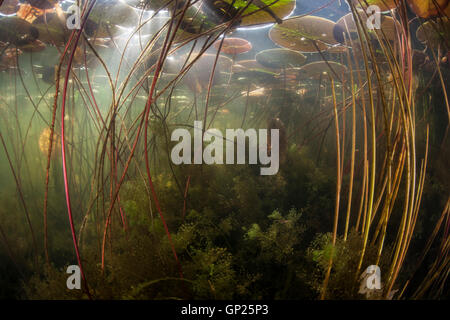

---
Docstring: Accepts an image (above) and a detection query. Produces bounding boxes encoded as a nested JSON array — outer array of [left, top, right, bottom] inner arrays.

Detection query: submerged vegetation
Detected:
[[0, 0, 448, 300]]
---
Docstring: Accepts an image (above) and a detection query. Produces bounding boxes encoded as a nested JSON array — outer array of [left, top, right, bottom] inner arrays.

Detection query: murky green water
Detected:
[[0, 0, 448, 300]]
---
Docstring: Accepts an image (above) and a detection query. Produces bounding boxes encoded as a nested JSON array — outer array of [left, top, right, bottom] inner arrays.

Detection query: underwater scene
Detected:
[[0, 0, 448, 300]]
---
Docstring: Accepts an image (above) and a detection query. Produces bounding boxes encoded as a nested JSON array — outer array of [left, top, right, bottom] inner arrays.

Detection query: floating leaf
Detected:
[[407, 0, 449, 18], [256, 48, 307, 69], [220, 0, 295, 26], [352, 0, 398, 11], [269, 15, 339, 52]]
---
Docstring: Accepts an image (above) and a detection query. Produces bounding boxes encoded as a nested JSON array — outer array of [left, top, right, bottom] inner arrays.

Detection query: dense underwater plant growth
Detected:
[[0, 0, 448, 300]]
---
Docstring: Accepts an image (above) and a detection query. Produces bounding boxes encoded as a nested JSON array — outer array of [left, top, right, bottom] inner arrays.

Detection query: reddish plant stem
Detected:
[[60, 0, 97, 299], [143, 3, 188, 280]]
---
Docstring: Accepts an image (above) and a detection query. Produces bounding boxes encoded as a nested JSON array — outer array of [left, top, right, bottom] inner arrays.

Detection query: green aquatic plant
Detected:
[[313, 1, 449, 300], [307, 231, 392, 299], [0, 0, 448, 301], [245, 209, 304, 263]]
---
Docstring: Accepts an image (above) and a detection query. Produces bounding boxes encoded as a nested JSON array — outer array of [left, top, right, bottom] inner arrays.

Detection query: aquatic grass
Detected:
[[405, 197, 449, 298], [0, 131, 38, 265], [317, 0, 442, 299], [319, 77, 342, 300], [343, 38, 357, 242], [0, 0, 447, 300]]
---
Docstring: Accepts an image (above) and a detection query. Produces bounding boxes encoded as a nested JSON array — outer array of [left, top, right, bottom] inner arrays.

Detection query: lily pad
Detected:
[[416, 18, 450, 46], [218, 0, 295, 26], [350, 0, 398, 11], [232, 59, 279, 73], [0, 16, 39, 46], [89, 0, 138, 28], [407, 0, 449, 18], [0, 0, 19, 15], [214, 37, 252, 55], [269, 15, 339, 52], [297, 61, 348, 81], [33, 12, 69, 46], [26, 0, 58, 10], [256, 48, 306, 69]]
